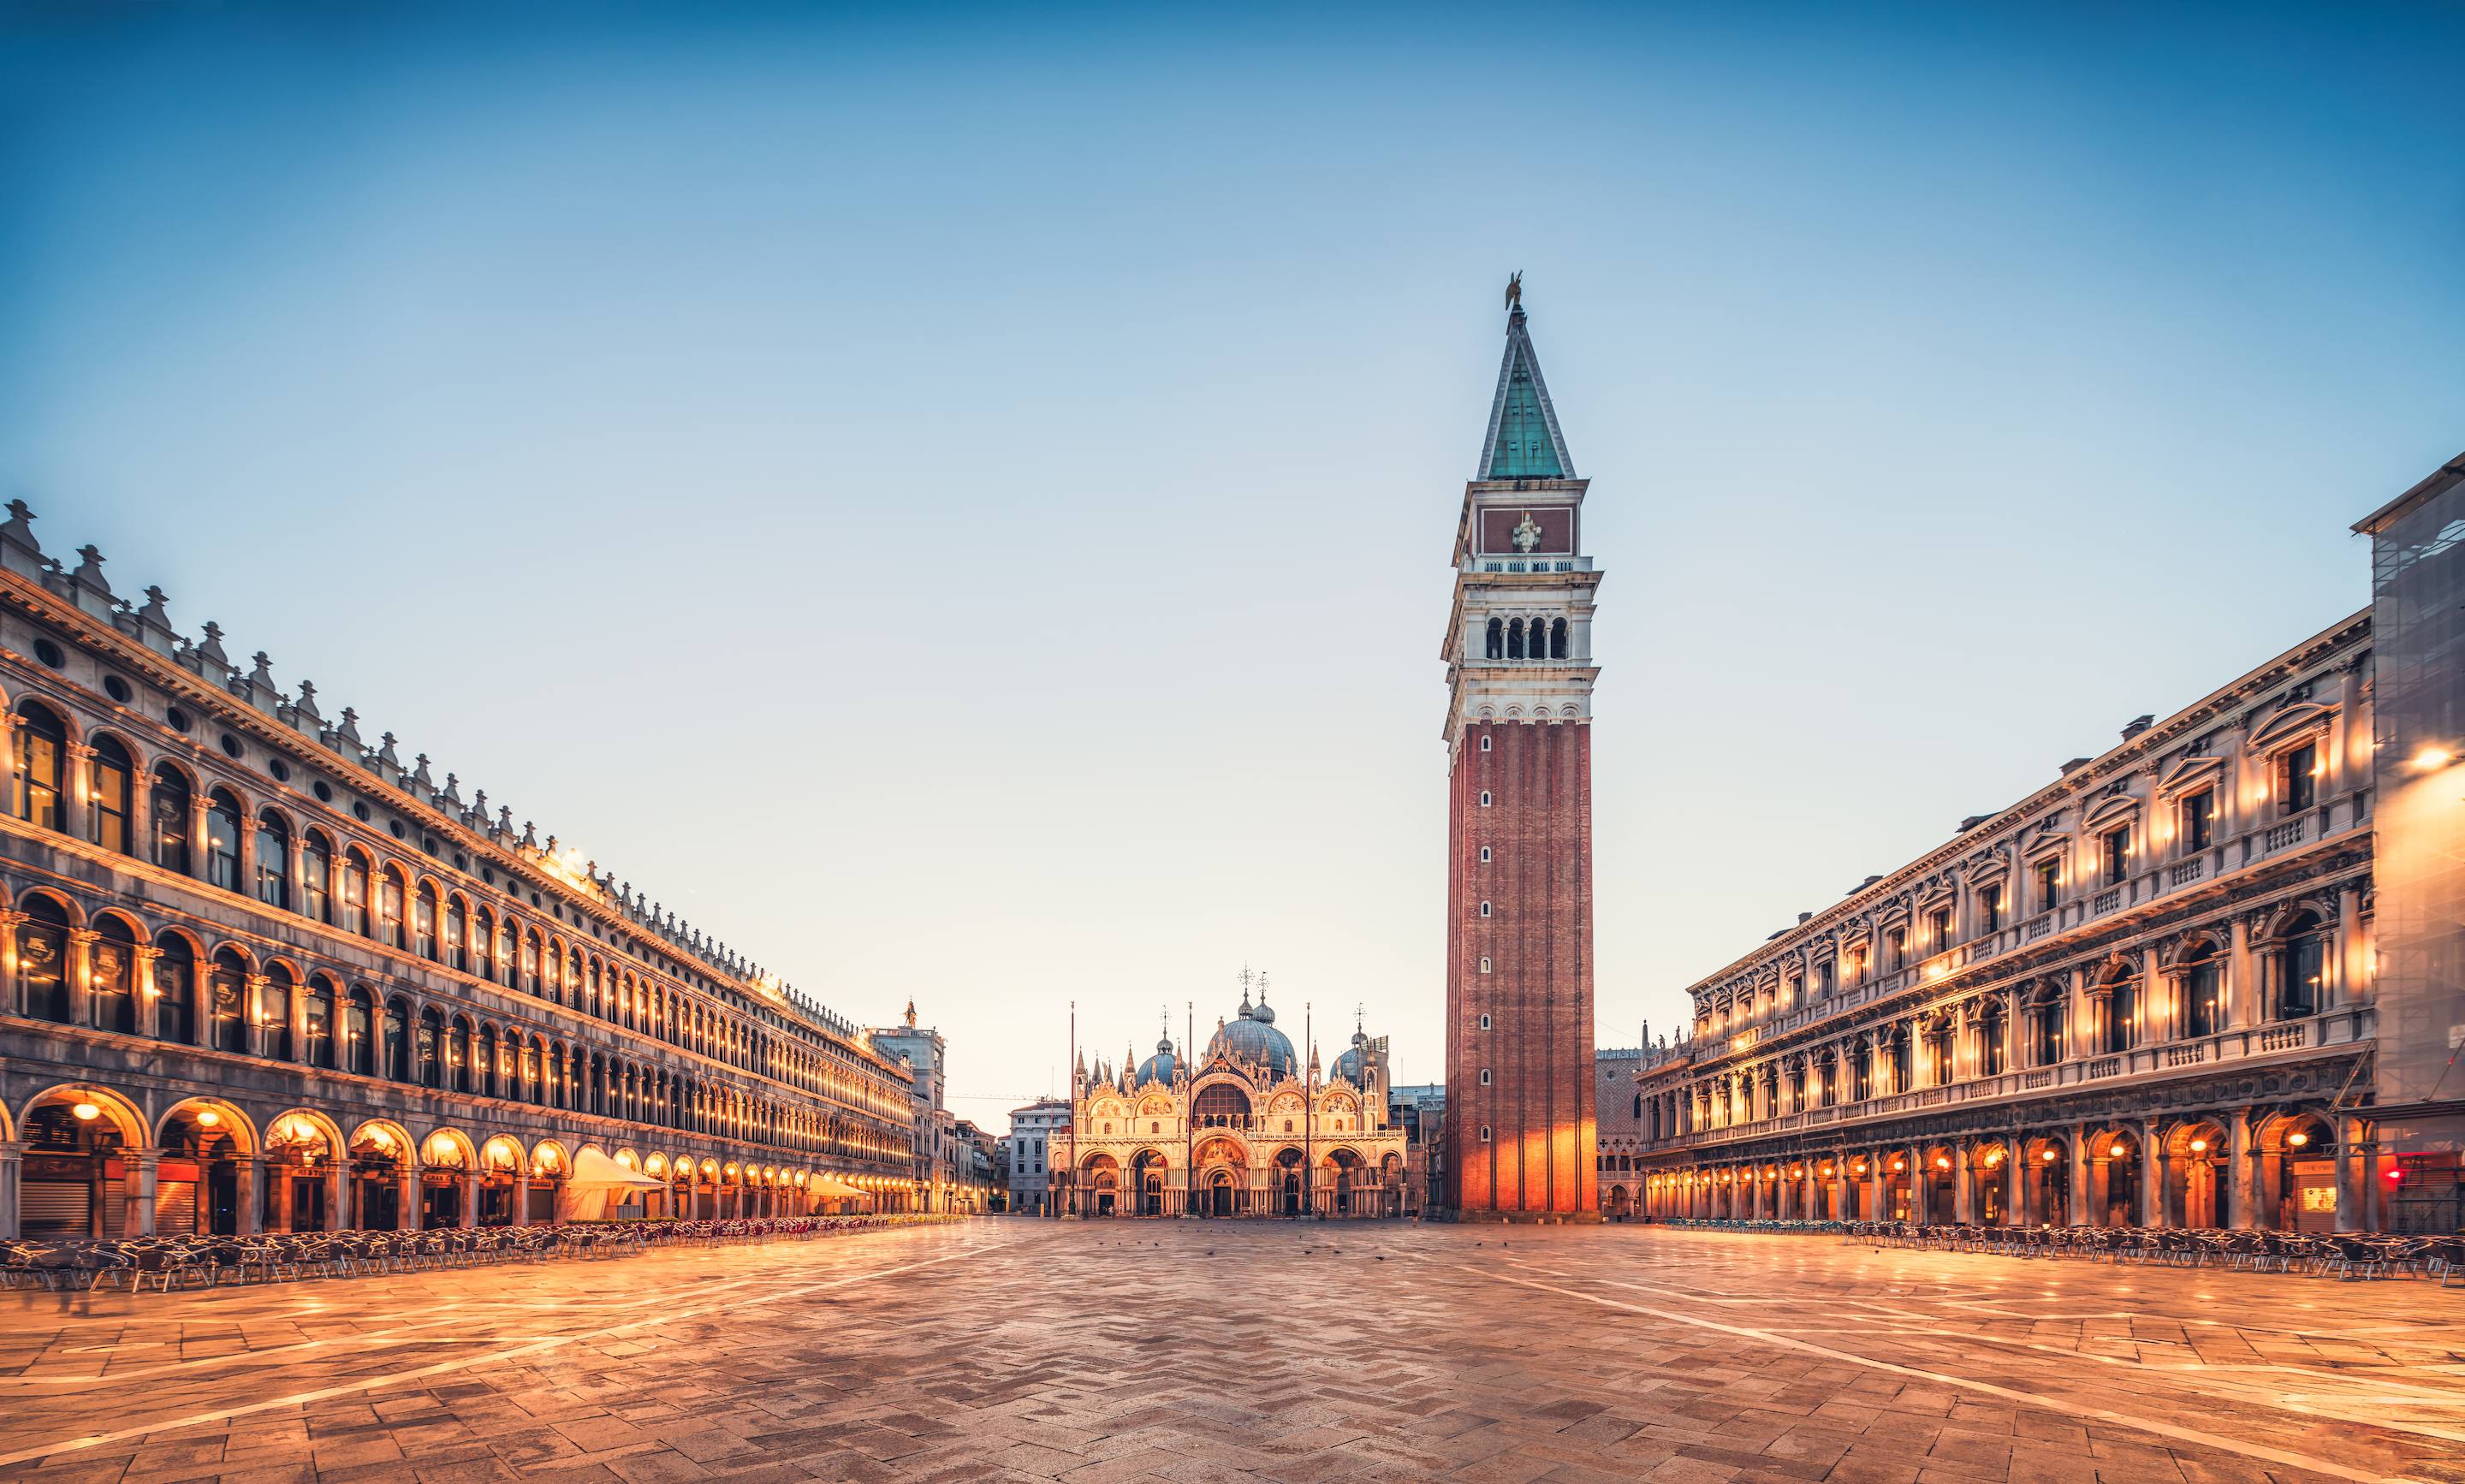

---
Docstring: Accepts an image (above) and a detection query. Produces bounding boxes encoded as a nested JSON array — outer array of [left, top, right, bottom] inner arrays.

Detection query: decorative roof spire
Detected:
[[1480, 278, 1574, 479]]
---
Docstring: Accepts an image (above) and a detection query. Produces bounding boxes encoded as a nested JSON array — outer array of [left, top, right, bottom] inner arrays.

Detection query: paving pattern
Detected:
[[0, 1221, 2461, 1483]]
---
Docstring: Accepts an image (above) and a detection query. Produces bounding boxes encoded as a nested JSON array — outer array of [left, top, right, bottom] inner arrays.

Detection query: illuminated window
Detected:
[[2278, 742, 2318, 814], [151, 764, 193, 875], [1885, 927, 1905, 971], [2181, 787, 2214, 852], [2100, 825, 2130, 885], [1928, 907, 1951, 952], [88, 736, 132, 853], [1978, 883, 2002, 935], [255, 810, 291, 910], [2034, 858, 2059, 913], [205, 790, 243, 892], [8, 702, 64, 830]]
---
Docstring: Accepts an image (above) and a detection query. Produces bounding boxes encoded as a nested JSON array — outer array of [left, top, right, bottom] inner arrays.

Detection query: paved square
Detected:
[[1, 1222, 2461, 1483]]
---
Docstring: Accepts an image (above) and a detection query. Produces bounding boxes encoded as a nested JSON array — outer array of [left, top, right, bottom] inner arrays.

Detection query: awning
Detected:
[[807, 1174, 870, 1199], [566, 1148, 666, 1190]]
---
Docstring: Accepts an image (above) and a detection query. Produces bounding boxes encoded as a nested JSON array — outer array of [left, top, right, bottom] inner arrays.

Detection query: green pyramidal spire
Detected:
[[1480, 300, 1573, 479]]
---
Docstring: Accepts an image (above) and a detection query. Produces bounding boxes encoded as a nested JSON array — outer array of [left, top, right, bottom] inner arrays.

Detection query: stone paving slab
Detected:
[[0, 1224, 2461, 1482]]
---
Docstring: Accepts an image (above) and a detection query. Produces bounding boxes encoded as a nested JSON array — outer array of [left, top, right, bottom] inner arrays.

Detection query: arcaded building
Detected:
[[0, 504, 920, 1238], [1633, 607, 2385, 1232], [1052, 984, 1407, 1217]]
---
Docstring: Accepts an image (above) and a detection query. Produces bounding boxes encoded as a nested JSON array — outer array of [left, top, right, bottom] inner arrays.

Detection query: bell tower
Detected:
[[1440, 283, 1601, 1220]]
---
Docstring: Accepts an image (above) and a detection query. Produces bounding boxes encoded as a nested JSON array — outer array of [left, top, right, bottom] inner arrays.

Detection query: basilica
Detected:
[[1051, 982, 1408, 1218]]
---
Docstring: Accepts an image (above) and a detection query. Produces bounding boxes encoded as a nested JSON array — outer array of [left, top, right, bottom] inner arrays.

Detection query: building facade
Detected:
[[1005, 1096, 1068, 1216], [2356, 453, 2465, 1234], [1441, 289, 1601, 1220], [1633, 608, 2388, 1232], [1052, 987, 1408, 1217], [1594, 1041, 1645, 1218], [0, 504, 920, 1240], [1387, 1082, 1445, 1217]]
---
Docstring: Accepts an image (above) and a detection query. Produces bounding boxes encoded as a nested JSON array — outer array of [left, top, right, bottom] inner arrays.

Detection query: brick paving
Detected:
[[0, 1222, 2460, 1482]]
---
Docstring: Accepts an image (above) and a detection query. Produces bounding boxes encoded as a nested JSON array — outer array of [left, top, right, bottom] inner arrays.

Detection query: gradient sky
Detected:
[[3, 3, 2460, 1131]]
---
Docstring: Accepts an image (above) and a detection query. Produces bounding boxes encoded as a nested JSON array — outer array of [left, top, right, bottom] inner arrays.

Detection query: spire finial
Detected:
[[1505, 270, 1522, 312]]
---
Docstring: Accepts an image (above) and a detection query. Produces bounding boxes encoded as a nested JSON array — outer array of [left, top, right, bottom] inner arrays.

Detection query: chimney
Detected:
[[2120, 714, 2154, 740]]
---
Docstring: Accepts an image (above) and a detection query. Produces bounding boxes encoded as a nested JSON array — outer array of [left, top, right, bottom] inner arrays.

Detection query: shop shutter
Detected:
[[156, 1180, 199, 1237], [21, 1182, 88, 1238], [102, 1177, 128, 1238]]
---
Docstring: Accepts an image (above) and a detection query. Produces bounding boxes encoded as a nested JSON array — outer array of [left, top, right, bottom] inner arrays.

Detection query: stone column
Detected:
[[243, 973, 269, 1060], [2337, 887, 2363, 1007], [2142, 1120, 2167, 1228], [325, 1160, 347, 1232], [514, 1168, 532, 1226], [134, 946, 162, 1040], [235, 1156, 259, 1237], [0, 911, 21, 1018], [0, 1141, 20, 1239], [1868, 1160, 1887, 1223], [2070, 1129, 2093, 1226], [2144, 947, 2168, 1047], [2229, 917, 2255, 1032], [1953, 1145, 1973, 1224], [65, 928, 95, 1029], [2334, 1117, 2365, 1232], [2224, 1110, 2254, 1229], [61, 743, 92, 842], [461, 1172, 479, 1230], [133, 1150, 159, 1237], [2005, 1145, 2025, 1226]]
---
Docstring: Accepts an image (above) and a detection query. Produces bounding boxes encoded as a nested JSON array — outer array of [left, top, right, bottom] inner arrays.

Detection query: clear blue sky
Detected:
[[4, 3, 2459, 1128]]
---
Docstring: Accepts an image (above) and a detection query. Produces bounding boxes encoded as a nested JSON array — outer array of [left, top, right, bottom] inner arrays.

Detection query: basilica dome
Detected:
[[1331, 1028, 1370, 1087], [1207, 993, 1298, 1078], [1134, 1036, 1179, 1085]]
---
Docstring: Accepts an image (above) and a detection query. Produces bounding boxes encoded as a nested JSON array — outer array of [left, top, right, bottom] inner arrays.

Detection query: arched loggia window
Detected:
[[255, 810, 291, 910], [1485, 617, 1504, 660], [2180, 941, 2223, 1037], [89, 736, 134, 853], [151, 764, 193, 874], [2103, 967, 2140, 1054], [16, 895, 70, 1023], [155, 933, 198, 1044], [1549, 617, 1568, 660], [2271, 911, 2326, 1019], [1506, 618, 1525, 660], [90, 915, 138, 1034], [208, 947, 249, 1054], [205, 790, 243, 892], [302, 831, 333, 923], [9, 703, 65, 830]]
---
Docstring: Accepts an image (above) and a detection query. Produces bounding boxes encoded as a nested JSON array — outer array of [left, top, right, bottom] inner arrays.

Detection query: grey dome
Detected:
[[1208, 997, 1298, 1077], [1332, 1028, 1370, 1087], [1135, 1036, 1179, 1085]]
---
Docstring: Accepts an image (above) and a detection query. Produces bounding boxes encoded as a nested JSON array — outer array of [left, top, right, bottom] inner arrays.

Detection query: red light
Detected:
[[2385, 1169, 2404, 1184]]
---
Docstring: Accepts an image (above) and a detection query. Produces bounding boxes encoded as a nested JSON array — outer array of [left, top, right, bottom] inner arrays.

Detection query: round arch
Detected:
[[156, 1095, 260, 1155], [21, 1082, 144, 1149]]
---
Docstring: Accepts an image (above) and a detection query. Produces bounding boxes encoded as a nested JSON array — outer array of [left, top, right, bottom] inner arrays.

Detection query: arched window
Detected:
[[208, 947, 249, 1054], [89, 736, 133, 853], [476, 1024, 499, 1098], [382, 996, 413, 1081], [1888, 1026, 1913, 1095], [496, 917, 517, 987], [413, 881, 439, 960], [344, 986, 375, 1075], [1507, 618, 1526, 660], [155, 933, 198, 1043], [9, 703, 65, 830], [2103, 968, 2140, 1054], [444, 896, 466, 971], [2180, 941, 2222, 1037], [304, 975, 336, 1069], [90, 915, 137, 1033], [205, 790, 243, 892], [254, 810, 291, 910], [16, 895, 70, 1023], [416, 1006, 443, 1087], [1485, 617, 1504, 660], [521, 1037, 543, 1103], [151, 764, 193, 874], [259, 964, 294, 1061], [339, 850, 371, 936], [471, 908, 493, 980], [521, 930, 541, 994], [449, 1016, 473, 1094], [1549, 618, 1567, 660], [1979, 1000, 2006, 1077], [2272, 911, 2325, 1019], [377, 868, 405, 949], [301, 831, 333, 923], [2029, 994, 2064, 1066]]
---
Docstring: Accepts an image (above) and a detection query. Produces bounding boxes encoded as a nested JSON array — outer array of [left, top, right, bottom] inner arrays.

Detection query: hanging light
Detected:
[[2040, 1149, 2058, 1162], [72, 1101, 100, 1121], [2109, 1143, 2126, 1159], [2189, 1138, 2207, 1154], [196, 1108, 221, 1128], [2288, 1131, 2310, 1148]]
